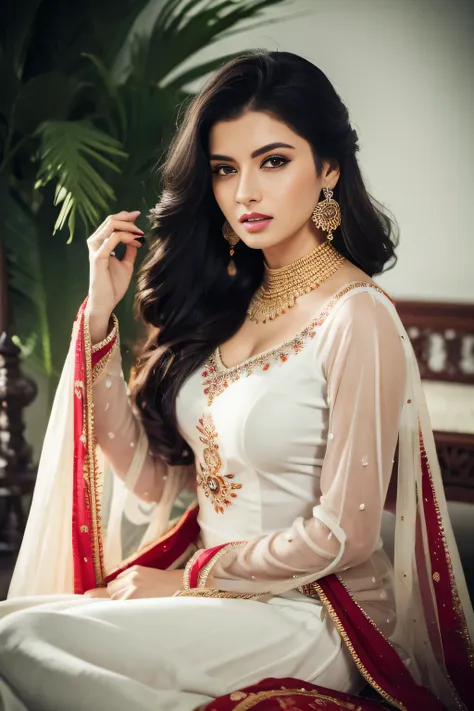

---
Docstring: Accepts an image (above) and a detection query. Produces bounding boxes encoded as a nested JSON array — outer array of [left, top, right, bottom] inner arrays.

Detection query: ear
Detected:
[[323, 159, 340, 190]]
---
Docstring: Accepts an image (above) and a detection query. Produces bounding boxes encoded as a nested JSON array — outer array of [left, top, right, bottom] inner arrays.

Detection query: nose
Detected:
[[235, 169, 261, 206]]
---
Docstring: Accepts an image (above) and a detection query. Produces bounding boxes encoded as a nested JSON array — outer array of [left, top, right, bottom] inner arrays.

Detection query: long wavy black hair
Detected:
[[130, 50, 399, 467]]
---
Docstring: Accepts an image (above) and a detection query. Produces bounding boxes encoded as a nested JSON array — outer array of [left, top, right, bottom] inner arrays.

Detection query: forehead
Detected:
[[208, 111, 303, 154]]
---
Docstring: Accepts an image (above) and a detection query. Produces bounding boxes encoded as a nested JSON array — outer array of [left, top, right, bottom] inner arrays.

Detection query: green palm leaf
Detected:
[[34, 120, 128, 242], [3, 193, 53, 379], [128, 0, 292, 87], [2, 0, 300, 387]]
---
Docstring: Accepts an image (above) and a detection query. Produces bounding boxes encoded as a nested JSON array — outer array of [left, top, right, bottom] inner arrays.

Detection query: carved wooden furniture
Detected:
[[0, 240, 38, 554], [396, 299, 474, 503]]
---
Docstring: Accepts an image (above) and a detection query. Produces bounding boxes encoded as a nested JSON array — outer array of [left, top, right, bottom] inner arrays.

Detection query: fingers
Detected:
[[96, 231, 143, 260], [113, 210, 141, 221], [95, 210, 141, 233], [88, 212, 144, 254], [121, 243, 139, 266], [91, 219, 144, 246]]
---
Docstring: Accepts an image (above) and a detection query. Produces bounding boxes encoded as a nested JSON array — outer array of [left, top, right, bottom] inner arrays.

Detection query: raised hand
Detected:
[[85, 210, 145, 340]]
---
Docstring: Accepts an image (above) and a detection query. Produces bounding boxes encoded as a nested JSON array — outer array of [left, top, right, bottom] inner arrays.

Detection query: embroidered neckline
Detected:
[[201, 281, 391, 406]]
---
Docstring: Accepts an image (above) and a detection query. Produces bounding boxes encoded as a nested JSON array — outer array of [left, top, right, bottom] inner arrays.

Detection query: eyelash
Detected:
[[211, 155, 290, 176]]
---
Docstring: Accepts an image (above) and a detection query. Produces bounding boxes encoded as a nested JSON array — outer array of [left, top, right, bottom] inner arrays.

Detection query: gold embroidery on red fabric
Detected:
[[91, 314, 119, 385], [298, 580, 407, 710], [230, 688, 363, 711], [230, 692, 248, 701], [105, 507, 198, 580], [197, 541, 246, 588], [201, 282, 390, 405], [173, 588, 263, 601], [183, 549, 202, 590], [196, 413, 242, 513], [420, 427, 474, 677], [91, 314, 118, 353], [74, 381, 84, 399], [83, 312, 106, 585]]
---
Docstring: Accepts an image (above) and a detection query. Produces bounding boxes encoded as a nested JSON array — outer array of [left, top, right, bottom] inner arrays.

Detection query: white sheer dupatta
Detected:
[[8, 302, 197, 598], [8, 320, 78, 596]]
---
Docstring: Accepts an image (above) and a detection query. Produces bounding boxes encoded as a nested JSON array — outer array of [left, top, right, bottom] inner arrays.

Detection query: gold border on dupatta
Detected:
[[301, 581, 408, 711], [419, 428, 474, 669], [83, 311, 106, 585], [418, 427, 472, 711], [104, 503, 200, 580], [173, 588, 264, 600], [197, 541, 247, 588], [91, 314, 119, 384]]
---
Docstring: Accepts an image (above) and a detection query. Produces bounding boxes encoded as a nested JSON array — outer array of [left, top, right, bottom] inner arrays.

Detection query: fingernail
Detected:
[[131, 210, 141, 215]]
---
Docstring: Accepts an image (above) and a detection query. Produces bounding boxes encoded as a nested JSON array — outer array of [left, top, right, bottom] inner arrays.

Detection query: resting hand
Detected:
[[85, 566, 184, 600]]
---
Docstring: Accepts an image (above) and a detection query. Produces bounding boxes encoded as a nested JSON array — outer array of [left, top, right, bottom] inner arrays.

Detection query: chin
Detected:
[[239, 233, 283, 251]]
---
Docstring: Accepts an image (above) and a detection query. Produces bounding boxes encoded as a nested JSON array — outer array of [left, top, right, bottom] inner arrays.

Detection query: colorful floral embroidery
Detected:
[[201, 282, 390, 406], [196, 413, 242, 513]]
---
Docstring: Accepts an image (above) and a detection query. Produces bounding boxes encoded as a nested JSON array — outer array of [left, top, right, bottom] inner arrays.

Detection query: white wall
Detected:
[[174, 0, 474, 302]]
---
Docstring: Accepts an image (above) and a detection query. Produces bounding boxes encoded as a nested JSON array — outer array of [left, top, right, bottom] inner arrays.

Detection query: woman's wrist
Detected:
[[86, 311, 114, 346]]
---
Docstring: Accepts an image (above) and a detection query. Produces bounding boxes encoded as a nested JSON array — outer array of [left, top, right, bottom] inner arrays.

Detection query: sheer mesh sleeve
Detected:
[[91, 318, 192, 504], [201, 291, 407, 593]]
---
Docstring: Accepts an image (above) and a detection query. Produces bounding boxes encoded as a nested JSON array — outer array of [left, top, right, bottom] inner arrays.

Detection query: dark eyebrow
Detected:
[[209, 142, 296, 162]]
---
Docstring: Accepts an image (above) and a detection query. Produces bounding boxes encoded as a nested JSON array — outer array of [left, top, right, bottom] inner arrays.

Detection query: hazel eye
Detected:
[[261, 155, 289, 169], [211, 165, 235, 176]]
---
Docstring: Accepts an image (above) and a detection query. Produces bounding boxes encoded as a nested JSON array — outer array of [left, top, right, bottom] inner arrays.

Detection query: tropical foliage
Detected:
[[0, 0, 293, 400]]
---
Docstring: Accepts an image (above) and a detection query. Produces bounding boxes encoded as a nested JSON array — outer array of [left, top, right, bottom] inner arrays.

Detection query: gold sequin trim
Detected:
[[197, 541, 247, 588], [83, 311, 106, 585], [196, 413, 242, 514], [183, 549, 202, 590], [201, 282, 389, 405], [91, 314, 118, 353], [172, 587, 264, 601], [91, 314, 120, 385], [420, 428, 474, 674], [299, 580, 407, 710]]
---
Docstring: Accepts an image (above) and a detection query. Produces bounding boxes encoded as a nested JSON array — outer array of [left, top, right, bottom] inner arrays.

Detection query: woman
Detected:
[[0, 51, 472, 711]]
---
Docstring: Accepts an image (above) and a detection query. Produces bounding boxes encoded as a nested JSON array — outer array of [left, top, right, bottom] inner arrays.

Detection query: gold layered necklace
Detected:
[[247, 240, 346, 324]]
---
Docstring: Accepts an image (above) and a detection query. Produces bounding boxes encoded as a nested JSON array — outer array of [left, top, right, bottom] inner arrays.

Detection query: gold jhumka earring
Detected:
[[245, 187, 345, 324], [222, 220, 240, 277], [310, 186, 341, 241]]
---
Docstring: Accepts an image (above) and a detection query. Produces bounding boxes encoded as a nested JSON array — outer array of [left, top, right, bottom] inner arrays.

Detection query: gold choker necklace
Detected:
[[247, 240, 346, 324]]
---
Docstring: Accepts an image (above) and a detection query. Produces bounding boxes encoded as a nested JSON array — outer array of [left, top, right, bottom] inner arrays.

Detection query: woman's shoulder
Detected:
[[320, 262, 394, 314], [316, 265, 400, 343]]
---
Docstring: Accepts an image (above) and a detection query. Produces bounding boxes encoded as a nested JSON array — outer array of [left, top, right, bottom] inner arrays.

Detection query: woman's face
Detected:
[[208, 111, 339, 267]]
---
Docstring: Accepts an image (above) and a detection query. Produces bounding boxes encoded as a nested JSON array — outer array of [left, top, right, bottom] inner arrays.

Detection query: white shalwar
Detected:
[[0, 282, 407, 711]]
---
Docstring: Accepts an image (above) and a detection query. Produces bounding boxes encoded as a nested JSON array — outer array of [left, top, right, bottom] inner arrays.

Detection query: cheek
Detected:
[[276, 170, 319, 222], [212, 180, 230, 212], [281, 168, 317, 203]]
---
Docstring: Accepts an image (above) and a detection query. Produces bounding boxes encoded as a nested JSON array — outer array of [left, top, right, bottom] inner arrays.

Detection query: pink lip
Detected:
[[241, 218, 273, 233], [239, 212, 272, 223], [239, 212, 273, 233]]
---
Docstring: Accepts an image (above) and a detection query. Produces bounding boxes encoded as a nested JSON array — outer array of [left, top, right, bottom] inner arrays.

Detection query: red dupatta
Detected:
[[72, 297, 199, 593]]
